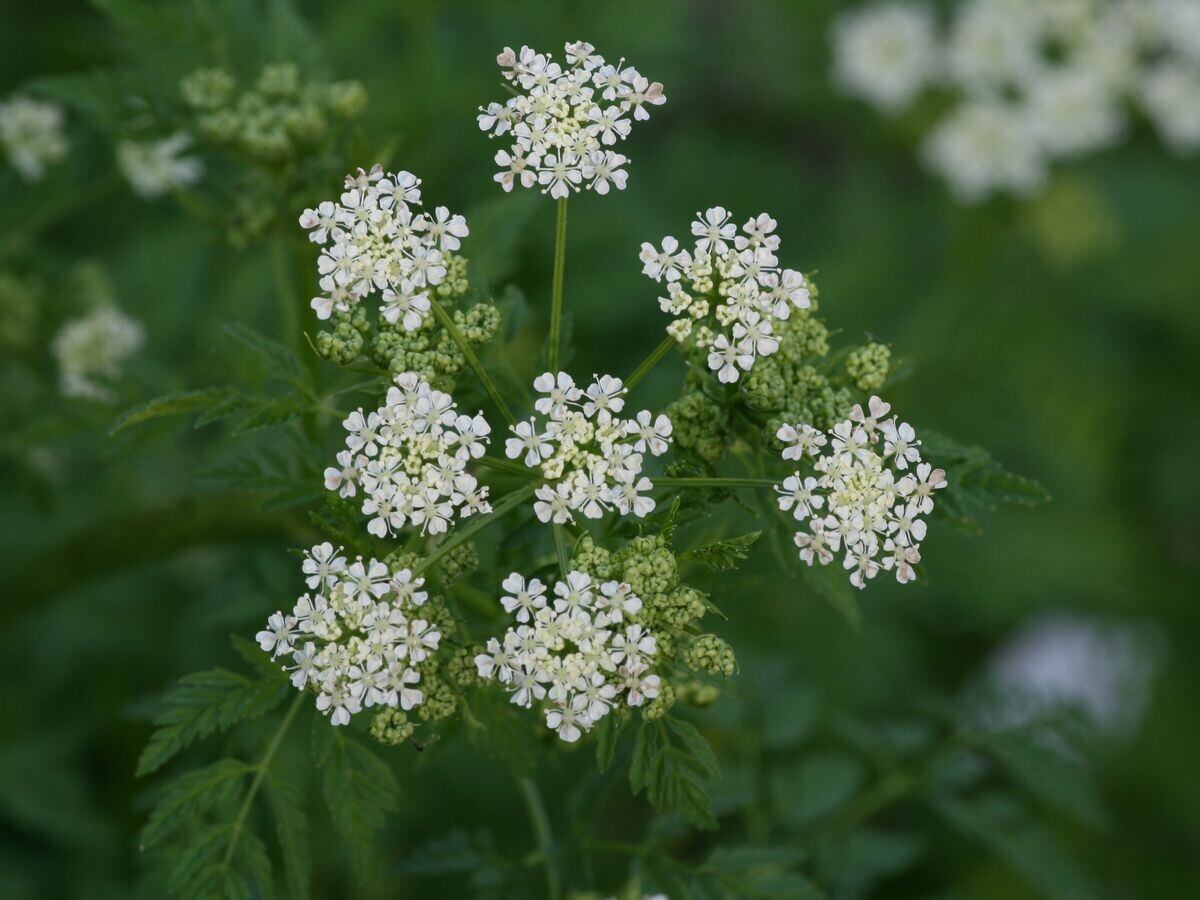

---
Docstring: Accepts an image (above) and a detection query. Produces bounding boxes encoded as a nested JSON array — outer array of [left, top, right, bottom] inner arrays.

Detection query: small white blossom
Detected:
[[0, 95, 68, 181], [479, 42, 665, 196], [832, 2, 940, 113], [117, 132, 204, 198], [51, 305, 144, 401]]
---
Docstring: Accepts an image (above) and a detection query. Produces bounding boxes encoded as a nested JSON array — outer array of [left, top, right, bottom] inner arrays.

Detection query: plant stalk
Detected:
[[547, 196, 569, 372], [429, 296, 516, 427], [518, 776, 561, 900], [625, 335, 677, 392], [654, 476, 778, 489]]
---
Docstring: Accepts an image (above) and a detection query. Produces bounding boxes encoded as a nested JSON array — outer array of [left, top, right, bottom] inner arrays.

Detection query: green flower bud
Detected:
[[845, 342, 891, 392], [326, 80, 368, 118], [417, 675, 458, 722], [257, 63, 300, 97], [446, 646, 478, 688], [682, 634, 737, 678], [181, 68, 235, 110], [439, 540, 478, 585], [642, 680, 675, 721], [369, 708, 414, 746], [665, 388, 730, 464], [676, 679, 721, 707]]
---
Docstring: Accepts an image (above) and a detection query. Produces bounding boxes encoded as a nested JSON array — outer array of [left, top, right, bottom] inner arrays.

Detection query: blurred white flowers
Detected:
[[52, 305, 144, 401], [478, 41, 666, 197], [0, 95, 68, 181], [117, 132, 204, 198], [832, 0, 1200, 201]]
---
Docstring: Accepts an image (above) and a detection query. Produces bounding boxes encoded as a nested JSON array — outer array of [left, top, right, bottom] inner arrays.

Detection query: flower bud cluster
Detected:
[[774, 397, 948, 589], [181, 63, 365, 163], [479, 41, 666, 197], [639, 208, 812, 384], [506, 372, 672, 523], [300, 166, 468, 330], [324, 373, 493, 537], [475, 570, 661, 742], [256, 544, 439, 726]]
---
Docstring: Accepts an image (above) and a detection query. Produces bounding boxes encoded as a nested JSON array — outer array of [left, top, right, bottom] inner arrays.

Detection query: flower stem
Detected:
[[547, 196, 569, 373], [271, 238, 301, 357], [415, 482, 535, 577], [222, 693, 304, 868], [518, 775, 561, 900], [625, 335, 677, 392], [654, 476, 778, 489], [428, 296, 516, 427], [475, 456, 538, 478], [552, 524, 571, 577]]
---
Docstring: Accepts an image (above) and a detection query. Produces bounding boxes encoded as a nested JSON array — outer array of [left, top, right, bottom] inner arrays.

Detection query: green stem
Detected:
[[518, 776, 561, 900], [476, 455, 537, 478], [547, 196, 569, 372], [625, 335, 677, 392], [654, 476, 778, 489], [415, 482, 535, 577], [429, 296, 516, 427], [552, 524, 571, 577], [222, 693, 304, 868]]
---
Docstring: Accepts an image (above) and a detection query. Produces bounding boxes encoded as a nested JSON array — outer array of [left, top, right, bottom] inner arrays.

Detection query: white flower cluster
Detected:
[[0, 95, 68, 181], [505, 372, 672, 523], [257, 544, 438, 726], [299, 165, 468, 325], [475, 571, 661, 742], [639, 208, 812, 383], [478, 40, 666, 197], [832, 0, 1200, 201], [52, 305, 145, 401], [324, 372, 493, 537], [774, 396, 947, 589], [117, 132, 204, 198]]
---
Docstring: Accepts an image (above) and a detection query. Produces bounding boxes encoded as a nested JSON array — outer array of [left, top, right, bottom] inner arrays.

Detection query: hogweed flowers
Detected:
[[0, 95, 68, 181], [505, 372, 672, 523], [300, 166, 468, 326], [52, 305, 144, 401], [475, 570, 660, 742], [325, 373, 493, 537], [256, 545, 436, 726], [640, 208, 812, 383], [478, 41, 666, 197], [775, 396, 947, 589], [116, 132, 205, 199]]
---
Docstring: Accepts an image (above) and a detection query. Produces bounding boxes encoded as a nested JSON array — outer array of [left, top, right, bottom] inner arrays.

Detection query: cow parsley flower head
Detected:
[[832, 2, 940, 113], [476, 569, 660, 742], [325, 372, 493, 537], [640, 208, 811, 383], [299, 165, 469, 326], [117, 132, 205, 198], [1139, 60, 1200, 153], [504, 372, 672, 523], [478, 41, 666, 197], [258, 545, 436, 726], [51, 305, 145, 401], [923, 101, 1046, 202], [0, 95, 68, 181], [774, 396, 947, 589]]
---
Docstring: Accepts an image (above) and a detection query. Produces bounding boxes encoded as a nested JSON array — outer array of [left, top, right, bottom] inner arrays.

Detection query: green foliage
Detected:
[[923, 431, 1051, 534], [266, 770, 311, 900], [630, 716, 720, 829], [141, 758, 251, 849], [683, 531, 761, 571], [137, 667, 288, 777], [322, 734, 400, 873]]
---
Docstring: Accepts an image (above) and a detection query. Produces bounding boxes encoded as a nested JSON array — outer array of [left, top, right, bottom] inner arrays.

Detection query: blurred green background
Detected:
[[2, 1, 1198, 897]]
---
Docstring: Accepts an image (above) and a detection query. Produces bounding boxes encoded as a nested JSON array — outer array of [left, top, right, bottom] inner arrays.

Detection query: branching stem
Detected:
[[547, 196, 569, 372], [518, 776, 561, 900], [429, 296, 516, 427], [625, 335, 677, 392]]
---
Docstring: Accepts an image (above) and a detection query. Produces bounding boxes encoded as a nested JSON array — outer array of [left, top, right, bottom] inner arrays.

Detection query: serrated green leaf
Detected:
[[594, 711, 628, 773], [111, 387, 241, 435], [223, 323, 311, 389], [137, 668, 289, 777], [141, 758, 251, 849], [267, 771, 310, 900], [631, 716, 720, 829], [683, 531, 761, 571], [323, 735, 399, 872], [980, 730, 1108, 828], [691, 845, 822, 899]]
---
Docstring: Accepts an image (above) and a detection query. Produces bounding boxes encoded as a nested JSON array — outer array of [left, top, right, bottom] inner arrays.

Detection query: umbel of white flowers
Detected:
[[476, 570, 661, 742], [0, 94, 68, 181], [52, 305, 145, 401], [257, 545, 437, 726], [299, 166, 468, 325], [116, 132, 204, 199], [505, 372, 673, 523], [324, 372, 493, 537], [831, 0, 1200, 201], [639, 207, 812, 383], [774, 396, 947, 589], [478, 40, 666, 197]]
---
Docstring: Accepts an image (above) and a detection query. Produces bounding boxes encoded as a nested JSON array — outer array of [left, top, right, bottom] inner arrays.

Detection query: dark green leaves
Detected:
[[137, 667, 289, 777], [688, 846, 822, 900], [630, 716, 720, 829], [322, 734, 399, 872], [141, 758, 251, 849], [111, 387, 241, 435], [683, 531, 762, 571]]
